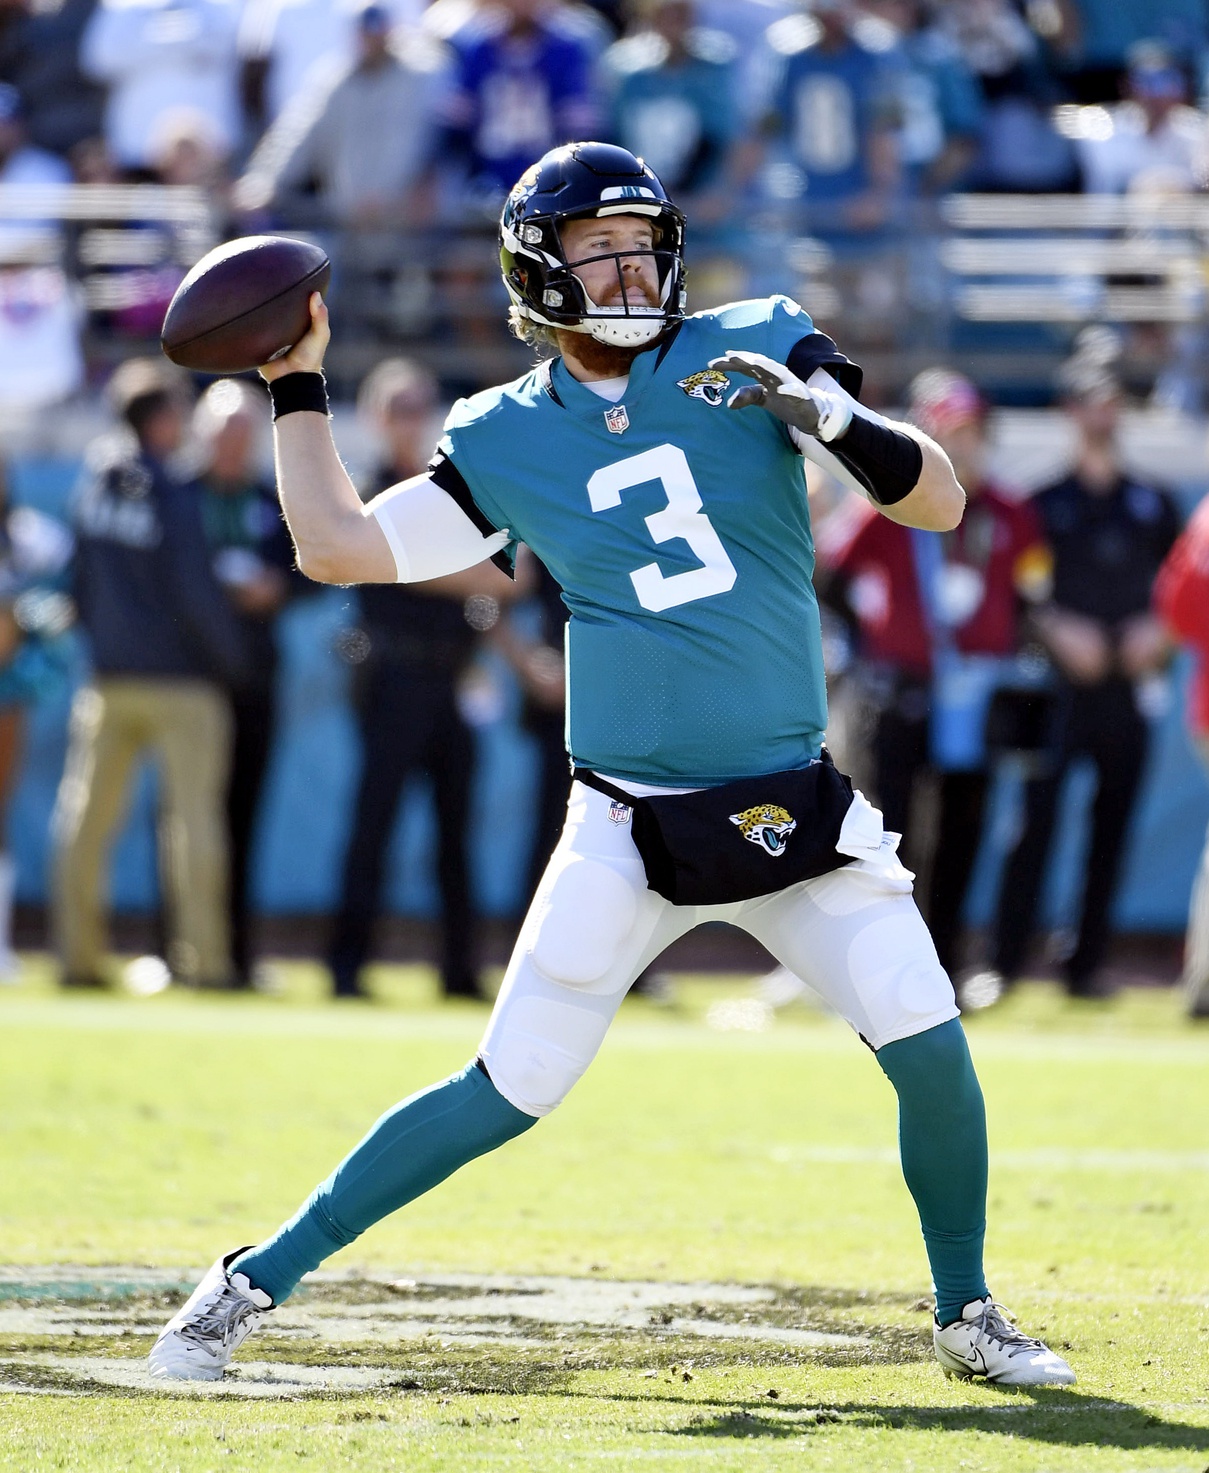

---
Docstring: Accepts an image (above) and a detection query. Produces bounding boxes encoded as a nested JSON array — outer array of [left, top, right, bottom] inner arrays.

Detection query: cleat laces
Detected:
[[972, 1302, 1048, 1360], [179, 1284, 259, 1351]]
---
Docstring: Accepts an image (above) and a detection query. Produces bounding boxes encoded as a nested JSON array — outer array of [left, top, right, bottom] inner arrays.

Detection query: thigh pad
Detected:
[[529, 856, 640, 990]]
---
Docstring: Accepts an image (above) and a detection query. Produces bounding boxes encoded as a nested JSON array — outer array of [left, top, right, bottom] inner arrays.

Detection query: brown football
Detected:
[[161, 235, 330, 373]]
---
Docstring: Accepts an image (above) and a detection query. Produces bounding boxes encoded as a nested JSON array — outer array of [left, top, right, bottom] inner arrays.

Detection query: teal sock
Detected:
[[876, 1019, 989, 1325], [233, 1061, 536, 1305]]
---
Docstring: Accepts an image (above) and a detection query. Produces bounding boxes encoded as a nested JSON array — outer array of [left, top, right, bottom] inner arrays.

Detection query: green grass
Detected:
[[2, 956, 1208, 1470]]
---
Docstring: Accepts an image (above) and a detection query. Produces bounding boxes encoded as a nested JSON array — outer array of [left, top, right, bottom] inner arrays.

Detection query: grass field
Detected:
[[2, 957, 1208, 1472]]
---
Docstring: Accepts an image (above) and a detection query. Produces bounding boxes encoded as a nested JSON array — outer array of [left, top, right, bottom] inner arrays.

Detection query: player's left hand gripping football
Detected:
[[709, 351, 852, 443], [260, 292, 330, 382]]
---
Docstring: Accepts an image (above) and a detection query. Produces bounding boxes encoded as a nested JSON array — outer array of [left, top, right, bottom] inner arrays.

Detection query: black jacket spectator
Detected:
[[72, 431, 251, 688]]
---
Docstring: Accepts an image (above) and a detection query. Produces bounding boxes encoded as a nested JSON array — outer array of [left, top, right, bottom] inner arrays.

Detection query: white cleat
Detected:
[[148, 1249, 273, 1381], [934, 1297, 1076, 1387]]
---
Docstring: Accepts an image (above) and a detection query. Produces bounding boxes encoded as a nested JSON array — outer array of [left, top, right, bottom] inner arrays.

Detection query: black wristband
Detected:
[[268, 371, 329, 421], [830, 412, 922, 507]]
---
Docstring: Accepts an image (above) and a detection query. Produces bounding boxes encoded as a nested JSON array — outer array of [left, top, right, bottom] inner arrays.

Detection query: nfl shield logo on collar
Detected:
[[604, 404, 629, 435]]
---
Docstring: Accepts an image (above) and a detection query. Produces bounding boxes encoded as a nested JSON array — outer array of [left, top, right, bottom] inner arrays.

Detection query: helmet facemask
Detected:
[[503, 201, 686, 348]]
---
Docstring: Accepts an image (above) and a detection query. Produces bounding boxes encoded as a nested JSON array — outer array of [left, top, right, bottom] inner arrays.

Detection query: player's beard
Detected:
[[555, 273, 666, 377], [554, 329, 662, 378]]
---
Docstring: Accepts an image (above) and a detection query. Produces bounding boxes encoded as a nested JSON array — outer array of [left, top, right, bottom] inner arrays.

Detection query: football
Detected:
[[160, 235, 330, 374]]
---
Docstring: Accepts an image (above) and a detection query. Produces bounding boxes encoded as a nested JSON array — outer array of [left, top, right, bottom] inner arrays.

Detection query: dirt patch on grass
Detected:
[[0, 1268, 928, 1399]]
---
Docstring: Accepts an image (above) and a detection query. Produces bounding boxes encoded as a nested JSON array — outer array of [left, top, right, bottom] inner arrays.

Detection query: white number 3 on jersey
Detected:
[[587, 444, 738, 613]]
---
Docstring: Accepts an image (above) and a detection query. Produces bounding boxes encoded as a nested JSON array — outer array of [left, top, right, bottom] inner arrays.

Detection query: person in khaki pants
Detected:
[[52, 360, 252, 988]]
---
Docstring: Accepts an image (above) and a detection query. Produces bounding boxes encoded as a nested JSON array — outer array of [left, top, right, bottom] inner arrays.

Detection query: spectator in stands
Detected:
[[938, 0, 1073, 191], [195, 379, 294, 989], [603, 0, 740, 224], [80, 0, 241, 174], [0, 462, 75, 981], [747, 0, 902, 235], [0, 82, 70, 191], [235, 2, 447, 226], [326, 358, 513, 1000], [1154, 491, 1209, 1018], [3, 0, 104, 157], [0, 80, 72, 267], [239, 0, 432, 135], [0, 265, 83, 413], [934, 0, 1075, 192], [99, 110, 232, 344], [822, 369, 1051, 989], [1073, 41, 1208, 195], [436, 0, 600, 209], [1051, 0, 1208, 104], [983, 364, 1179, 998], [426, 0, 614, 57], [52, 360, 251, 990], [869, 0, 985, 193], [0, 85, 83, 414], [151, 108, 229, 191]]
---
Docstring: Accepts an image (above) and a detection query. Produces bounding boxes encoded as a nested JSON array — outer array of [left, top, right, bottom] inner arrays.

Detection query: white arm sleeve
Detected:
[[368, 472, 512, 583], [790, 368, 891, 504]]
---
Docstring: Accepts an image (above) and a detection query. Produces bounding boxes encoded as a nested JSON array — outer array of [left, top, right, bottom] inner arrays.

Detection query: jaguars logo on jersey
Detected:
[[677, 369, 730, 406], [729, 804, 797, 857]]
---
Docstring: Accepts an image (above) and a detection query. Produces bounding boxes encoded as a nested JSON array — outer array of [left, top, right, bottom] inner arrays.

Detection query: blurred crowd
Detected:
[[0, 0, 1206, 1011], [7, 0, 1209, 401], [12, 0, 1209, 210]]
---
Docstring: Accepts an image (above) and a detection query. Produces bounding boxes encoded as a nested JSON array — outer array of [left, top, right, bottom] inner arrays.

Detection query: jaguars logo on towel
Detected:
[[729, 804, 797, 857], [677, 369, 730, 406]]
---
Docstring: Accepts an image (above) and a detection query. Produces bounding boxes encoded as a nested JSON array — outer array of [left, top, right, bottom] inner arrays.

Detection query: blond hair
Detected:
[[507, 305, 559, 355]]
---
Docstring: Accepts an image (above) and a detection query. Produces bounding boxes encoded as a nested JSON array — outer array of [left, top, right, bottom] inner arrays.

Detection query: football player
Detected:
[[150, 143, 1074, 1388]]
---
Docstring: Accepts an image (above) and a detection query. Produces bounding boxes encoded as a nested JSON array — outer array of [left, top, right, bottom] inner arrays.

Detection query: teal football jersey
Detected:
[[434, 296, 853, 786]]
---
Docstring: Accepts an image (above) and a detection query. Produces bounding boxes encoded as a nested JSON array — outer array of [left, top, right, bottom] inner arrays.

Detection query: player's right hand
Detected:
[[260, 292, 330, 382]]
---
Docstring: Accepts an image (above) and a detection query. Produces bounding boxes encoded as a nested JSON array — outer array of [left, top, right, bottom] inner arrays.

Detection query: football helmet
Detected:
[[500, 142, 686, 349]]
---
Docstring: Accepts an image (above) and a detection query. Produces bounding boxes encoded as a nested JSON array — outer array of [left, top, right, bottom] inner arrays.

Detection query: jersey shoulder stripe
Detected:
[[427, 450, 516, 578]]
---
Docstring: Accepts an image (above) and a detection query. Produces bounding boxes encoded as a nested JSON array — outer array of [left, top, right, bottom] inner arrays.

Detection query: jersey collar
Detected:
[[546, 338, 670, 420]]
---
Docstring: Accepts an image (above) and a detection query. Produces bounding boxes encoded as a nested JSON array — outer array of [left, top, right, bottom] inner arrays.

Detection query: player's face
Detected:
[[560, 215, 661, 312], [1072, 390, 1121, 444], [206, 409, 258, 483]]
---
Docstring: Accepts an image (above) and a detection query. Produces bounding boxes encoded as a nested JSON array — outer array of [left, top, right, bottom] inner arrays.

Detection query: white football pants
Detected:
[[480, 779, 959, 1118]]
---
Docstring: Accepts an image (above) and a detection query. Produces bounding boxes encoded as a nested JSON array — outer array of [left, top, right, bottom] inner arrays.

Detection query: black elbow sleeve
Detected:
[[830, 414, 923, 506]]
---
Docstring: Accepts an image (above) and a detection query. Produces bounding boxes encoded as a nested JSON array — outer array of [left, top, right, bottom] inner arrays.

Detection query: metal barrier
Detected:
[[5, 184, 1208, 399]]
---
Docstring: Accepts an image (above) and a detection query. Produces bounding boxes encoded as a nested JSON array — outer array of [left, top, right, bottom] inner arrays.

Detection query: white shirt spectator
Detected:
[[0, 266, 84, 412], [1076, 101, 1208, 194], [80, 0, 242, 169]]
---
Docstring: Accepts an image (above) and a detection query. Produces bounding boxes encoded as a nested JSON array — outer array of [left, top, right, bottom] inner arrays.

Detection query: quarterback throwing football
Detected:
[[151, 144, 1074, 1387]]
